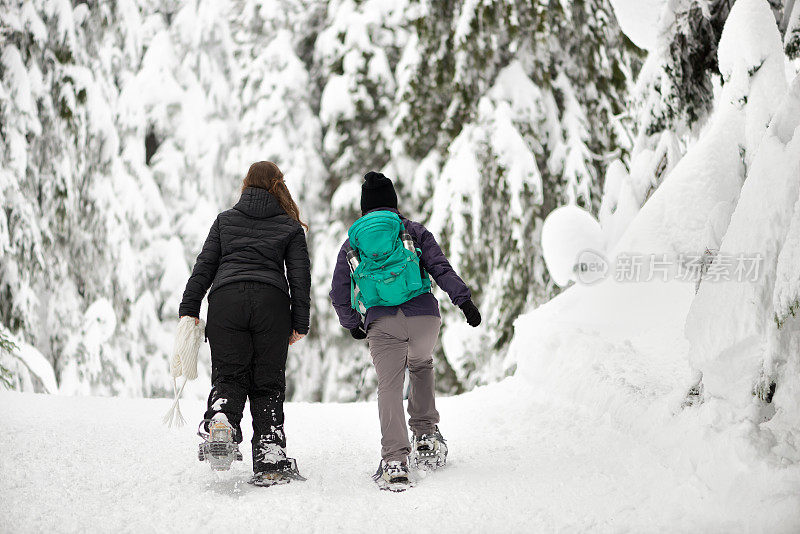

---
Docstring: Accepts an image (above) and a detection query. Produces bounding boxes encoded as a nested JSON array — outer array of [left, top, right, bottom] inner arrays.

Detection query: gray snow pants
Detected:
[[367, 309, 442, 463]]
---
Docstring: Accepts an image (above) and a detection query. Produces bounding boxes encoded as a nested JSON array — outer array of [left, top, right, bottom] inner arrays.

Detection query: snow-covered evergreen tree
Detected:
[[225, 0, 333, 400], [786, 0, 800, 58], [0, 0, 686, 400], [0, 327, 17, 390], [683, 0, 797, 414], [599, 0, 733, 244], [640, 0, 733, 136], [1, 0, 137, 394], [0, 0, 239, 396], [392, 0, 640, 388], [314, 0, 409, 194], [302, 0, 418, 401]]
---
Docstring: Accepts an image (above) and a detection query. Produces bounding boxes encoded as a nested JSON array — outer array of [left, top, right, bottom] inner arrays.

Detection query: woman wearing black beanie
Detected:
[[329, 171, 481, 491]]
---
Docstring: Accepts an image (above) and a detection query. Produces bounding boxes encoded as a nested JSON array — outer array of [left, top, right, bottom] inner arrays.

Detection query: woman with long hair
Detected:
[[179, 161, 310, 485]]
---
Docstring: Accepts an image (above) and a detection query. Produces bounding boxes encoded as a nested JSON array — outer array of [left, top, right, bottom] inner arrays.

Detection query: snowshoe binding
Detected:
[[372, 460, 414, 492], [197, 414, 242, 472], [410, 426, 447, 470], [249, 441, 306, 487]]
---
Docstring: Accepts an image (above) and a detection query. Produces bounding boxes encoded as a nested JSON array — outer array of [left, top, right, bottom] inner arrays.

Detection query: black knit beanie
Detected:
[[361, 171, 398, 214]]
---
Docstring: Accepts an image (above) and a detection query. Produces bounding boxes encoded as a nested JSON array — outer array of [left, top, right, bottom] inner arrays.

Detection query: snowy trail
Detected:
[[3, 280, 799, 532], [3, 374, 796, 533]]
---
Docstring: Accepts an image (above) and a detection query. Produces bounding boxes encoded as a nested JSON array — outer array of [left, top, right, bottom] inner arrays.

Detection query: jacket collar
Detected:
[[234, 187, 284, 218], [363, 207, 404, 219]]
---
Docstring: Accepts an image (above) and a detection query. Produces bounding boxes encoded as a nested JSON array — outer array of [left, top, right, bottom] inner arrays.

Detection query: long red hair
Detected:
[[242, 161, 308, 230]]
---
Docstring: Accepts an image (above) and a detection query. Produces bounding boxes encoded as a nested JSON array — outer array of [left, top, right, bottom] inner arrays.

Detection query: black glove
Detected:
[[350, 325, 367, 340], [459, 300, 481, 327]]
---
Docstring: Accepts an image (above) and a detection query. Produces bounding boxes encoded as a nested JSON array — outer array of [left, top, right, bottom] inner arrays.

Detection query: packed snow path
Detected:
[[3, 277, 799, 532], [2, 377, 798, 533]]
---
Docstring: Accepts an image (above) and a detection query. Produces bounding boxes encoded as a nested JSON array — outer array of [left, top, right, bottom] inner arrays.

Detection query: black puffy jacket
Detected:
[[178, 187, 311, 334]]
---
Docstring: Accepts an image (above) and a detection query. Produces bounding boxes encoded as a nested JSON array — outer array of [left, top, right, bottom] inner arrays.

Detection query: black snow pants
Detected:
[[203, 281, 291, 466]]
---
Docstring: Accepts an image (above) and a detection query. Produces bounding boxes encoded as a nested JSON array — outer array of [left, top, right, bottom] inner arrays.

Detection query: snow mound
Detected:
[[504, 7, 800, 528], [506, 269, 799, 529], [541, 206, 605, 287], [609, 0, 667, 50]]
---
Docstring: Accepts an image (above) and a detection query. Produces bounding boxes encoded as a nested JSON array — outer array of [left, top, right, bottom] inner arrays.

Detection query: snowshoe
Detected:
[[249, 459, 306, 487], [372, 460, 414, 492], [197, 415, 242, 472], [248, 440, 306, 487], [410, 426, 447, 470]]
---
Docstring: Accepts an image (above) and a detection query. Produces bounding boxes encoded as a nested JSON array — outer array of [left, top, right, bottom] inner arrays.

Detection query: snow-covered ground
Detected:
[[0, 389, 777, 533], [3, 272, 799, 533]]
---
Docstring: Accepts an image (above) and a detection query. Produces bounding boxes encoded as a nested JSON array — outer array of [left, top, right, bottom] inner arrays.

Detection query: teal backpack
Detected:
[[347, 210, 432, 313]]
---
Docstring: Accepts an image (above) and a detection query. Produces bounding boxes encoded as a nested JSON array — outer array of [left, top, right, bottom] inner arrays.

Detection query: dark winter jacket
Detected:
[[179, 187, 311, 334], [329, 208, 471, 330]]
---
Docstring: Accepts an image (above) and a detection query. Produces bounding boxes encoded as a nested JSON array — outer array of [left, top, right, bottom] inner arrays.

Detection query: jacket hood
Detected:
[[234, 187, 285, 219]]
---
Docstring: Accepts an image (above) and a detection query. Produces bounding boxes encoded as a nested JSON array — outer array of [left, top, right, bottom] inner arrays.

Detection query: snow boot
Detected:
[[249, 440, 306, 487], [197, 414, 243, 471], [372, 459, 413, 492], [410, 426, 447, 470]]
